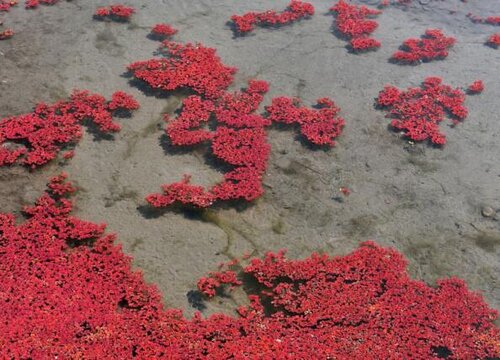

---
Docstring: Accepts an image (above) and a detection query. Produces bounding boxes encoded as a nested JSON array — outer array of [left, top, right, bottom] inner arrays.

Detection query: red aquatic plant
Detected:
[[330, 0, 382, 52], [230, 0, 314, 35], [150, 23, 178, 39], [0, 0, 17, 12], [198, 270, 241, 298], [0, 28, 14, 39], [94, 4, 135, 21], [25, 0, 59, 8], [2, 179, 498, 358], [391, 29, 456, 64], [265, 96, 345, 146], [147, 79, 344, 208], [132, 39, 345, 208], [467, 80, 484, 94], [487, 33, 500, 48], [0, 90, 139, 168], [376, 77, 472, 145], [128, 41, 237, 99]]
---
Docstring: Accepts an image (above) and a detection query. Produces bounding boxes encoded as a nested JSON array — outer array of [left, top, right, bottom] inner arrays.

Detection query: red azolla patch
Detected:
[[150, 23, 177, 39], [0, 90, 139, 168], [391, 29, 456, 64], [467, 80, 484, 94], [376, 77, 473, 146], [25, 0, 59, 9], [0, 27, 13, 39], [0, 0, 17, 12], [230, 0, 314, 35], [94, 4, 135, 21], [131, 38, 344, 208], [265, 96, 345, 146], [2, 179, 498, 358], [128, 41, 237, 99], [146, 80, 344, 208], [330, 0, 382, 52], [487, 33, 500, 48]]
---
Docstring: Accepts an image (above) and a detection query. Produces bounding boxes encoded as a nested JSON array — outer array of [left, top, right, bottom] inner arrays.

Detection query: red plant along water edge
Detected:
[[330, 0, 382, 52], [377, 77, 473, 145], [0, 90, 139, 168], [1, 176, 498, 358], [230, 0, 314, 35], [391, 29, 456, 64], [94, 4, 135, 21]]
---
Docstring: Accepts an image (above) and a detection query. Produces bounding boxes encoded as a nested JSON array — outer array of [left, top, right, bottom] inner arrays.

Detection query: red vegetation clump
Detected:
[[391, 29, 456, 64], [198, 270, 241, 298], [377, 77, 473, 145], [150, 23, 178, 39], [147, 78, 344, 208], [128, 41, 237, 99], [0, 27, 14, 39], [25, 0, 59, 9], [230, 0, 314, 35], [468, 80, 484, 94], [467, 13, 500, 25], [0, 0, 17, 12], [131, 38, 345, 208], [94, 4, 135, 21], [330, 0, 382, 52], [487, 33, 500, 48], [0, 90, 139, 168], [2, 180, 498, 358], [266, 96, 345, 146]]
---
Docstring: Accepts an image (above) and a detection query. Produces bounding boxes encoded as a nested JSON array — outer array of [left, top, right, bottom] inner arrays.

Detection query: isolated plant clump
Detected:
[[230, 0, 314, 35], [25, 0, 59, 8], [377, 77, 473, 145], [0, 28, 13, 39], [94, 4, 135, 21], [1, 180, 498, 358], [330, 0, 382, 52], [391, 29, 456, 64], [487, 33, 500, 48], [128, 41, 237, 99], [0, 90, 139, 168], [150, 23, 178, 39]]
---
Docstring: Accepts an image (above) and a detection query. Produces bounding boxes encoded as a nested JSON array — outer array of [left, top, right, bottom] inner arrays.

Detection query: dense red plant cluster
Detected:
[[1, 180, 499, 358], [128, 41, 237, 99], [25, 0, 59, 9], [150, 23, 177, 39], [468, 80, 484, 94], [391, 29, 456, 64], [0, 0, 17, 11], [467, 13, 500, 25], [0, 90, 139, 168], [146, 78, 344, 207], [487, 33, 500, 48], [94, 4, 135, 21], [197, 270, 241, 298], [131, 36, 345, 208], [230, 0, 314, 34], [266, 96, 345, 146], [0, 27, 13, 39], [377, 77, 471, 145], [330, 0, 382, 52]]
